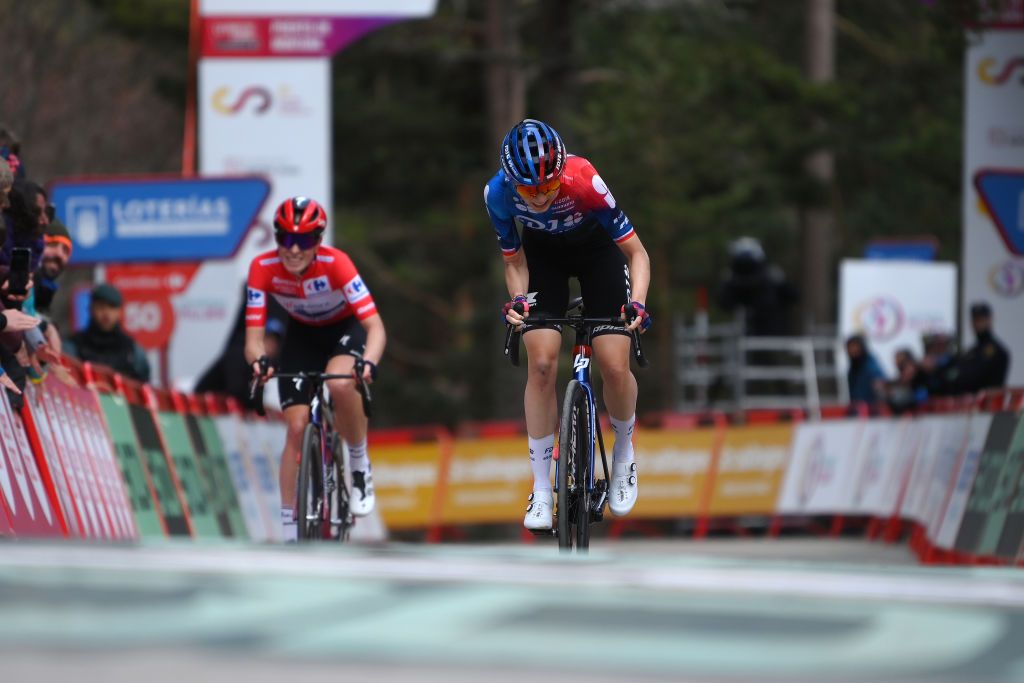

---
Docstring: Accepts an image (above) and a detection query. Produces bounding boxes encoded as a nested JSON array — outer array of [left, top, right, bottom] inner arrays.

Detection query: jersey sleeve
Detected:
[[334, 252, 378, 321], [577, 161, 636, 244], [245, 257, 271, 328], [484, 173, 522, 255]]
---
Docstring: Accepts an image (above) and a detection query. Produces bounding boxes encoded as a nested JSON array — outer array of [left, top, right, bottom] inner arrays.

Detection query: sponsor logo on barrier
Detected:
[[852, 431, 883, 506], [977, 56, 1024, 85], [798, 434, 835, 507], [988, 259, 1024, 297], [852, 296, 904, 341]]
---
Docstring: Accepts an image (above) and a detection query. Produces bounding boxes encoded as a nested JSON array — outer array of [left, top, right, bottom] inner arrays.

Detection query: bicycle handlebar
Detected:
[[248, 361, 374, 418], [502, 305, 648, 368]]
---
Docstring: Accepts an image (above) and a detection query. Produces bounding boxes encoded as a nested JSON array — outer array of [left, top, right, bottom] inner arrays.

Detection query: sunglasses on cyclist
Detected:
[[275, 230, 321, 250], [515, 176, 561, 199]]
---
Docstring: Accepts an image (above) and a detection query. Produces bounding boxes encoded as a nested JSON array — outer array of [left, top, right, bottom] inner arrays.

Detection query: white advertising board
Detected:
[[776, 419, 863, 514], [839, 260, 957, 378], [962, 29, 1024, 385]]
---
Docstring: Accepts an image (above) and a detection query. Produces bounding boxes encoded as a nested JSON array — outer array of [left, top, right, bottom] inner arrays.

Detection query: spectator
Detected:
[[717, 236, 799, 336], [0, 157, 12, 211], [887, 347, 927, 413], [953, 302, 1010, 394], [0, 124, 24, 180], [64, 283, 150, 382], [33, 217, 72, 315], [919, 331, 958, 396], [846, 333, 886, 406], [3, 180, 46, 275]]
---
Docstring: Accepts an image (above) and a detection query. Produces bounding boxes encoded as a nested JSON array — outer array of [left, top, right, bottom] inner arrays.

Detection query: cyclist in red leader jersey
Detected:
[[485, 119, 652, 531], [245, 197, 386, 541]]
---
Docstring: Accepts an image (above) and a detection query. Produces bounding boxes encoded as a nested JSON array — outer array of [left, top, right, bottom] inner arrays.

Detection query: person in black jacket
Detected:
[[64, 283, 150, 382], [953, 302, 1010, 394]]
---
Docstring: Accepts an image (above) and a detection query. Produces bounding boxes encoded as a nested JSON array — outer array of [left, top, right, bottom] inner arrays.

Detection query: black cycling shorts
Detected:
[[521, 221, 631, 338], [277, 316, 366, 409]]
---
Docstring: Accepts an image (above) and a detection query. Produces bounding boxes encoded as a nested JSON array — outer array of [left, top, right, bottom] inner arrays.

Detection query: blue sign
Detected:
[[975, 170, 1024, 256], [864, 240, 937, 261], [49, 176, 270, 264]]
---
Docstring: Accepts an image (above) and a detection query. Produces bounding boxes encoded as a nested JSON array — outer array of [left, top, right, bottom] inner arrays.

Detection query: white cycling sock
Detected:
[[281, 506, 297, 543], [529, 434, 555, 491], [348, 437, 369, 474], [610, 414, 636, 464]]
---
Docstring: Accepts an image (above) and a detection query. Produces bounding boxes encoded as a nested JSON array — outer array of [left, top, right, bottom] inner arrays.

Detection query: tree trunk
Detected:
[[800, 0, 836, 332], [485, 0, 526, 151]]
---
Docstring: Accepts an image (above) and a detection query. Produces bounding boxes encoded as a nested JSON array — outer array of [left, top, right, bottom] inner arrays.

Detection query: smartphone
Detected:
[[7, 247, 31, 296]]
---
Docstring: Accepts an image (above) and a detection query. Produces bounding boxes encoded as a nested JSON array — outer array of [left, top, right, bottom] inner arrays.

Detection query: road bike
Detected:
[[505, 297, 647, 551], [252, 358, 372, 542]]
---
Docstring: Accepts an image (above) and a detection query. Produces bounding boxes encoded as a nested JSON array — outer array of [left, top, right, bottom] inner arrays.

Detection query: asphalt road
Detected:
[[1, 538, 1023, 683]]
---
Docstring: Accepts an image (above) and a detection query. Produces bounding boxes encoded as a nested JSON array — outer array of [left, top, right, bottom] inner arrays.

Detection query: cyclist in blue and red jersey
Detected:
[[245, 197, 386, 541], [485, 118, 652, 530]]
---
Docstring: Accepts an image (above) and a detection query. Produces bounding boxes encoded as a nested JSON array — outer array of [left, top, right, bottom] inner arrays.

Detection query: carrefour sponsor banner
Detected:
[[632, 427, 715, 518], [371, 441, 444, 529], [97, 393, 165, 537], [921, 414, 971, 538], [847, 418, 903, 516], [954, 412, 1020, 555], [155, 411, 222, 537], [777, 420, 863, 514], [962, 29, 1024, 385], [708, 424, 791, 516], [839, 260, 957, 378], [0, 389, 61, 537], [214, 415, 275, 541], [934, 413, 994, 550], [441, 436, 530, 525]]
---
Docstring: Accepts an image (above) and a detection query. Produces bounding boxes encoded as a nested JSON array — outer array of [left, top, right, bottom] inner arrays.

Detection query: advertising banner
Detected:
[[920, 414, 971, 538], [441, 436, 531, 525], [155, 411, 223, 537], [24, 385, 81, 537], [777, 420, 863, 514], [839, 260, 958, 377], [371, 440, 444, 529], [847, 418, 903, 516], [190, 415, 249, 538], [899, 418, 943, 525], [934, 412, 994, 550], [977, 414, 1024, 557], [128, 404, 192, 536], [0, 390, 62, 537], [631, 427, 716, 518], [962, 28, 1024, 385], [214, 414, 274, 541], [247, 420, 287, 543], [954, 412, 1020, 554], [708, 424, 792, 516], [96, 393, 166, 537]]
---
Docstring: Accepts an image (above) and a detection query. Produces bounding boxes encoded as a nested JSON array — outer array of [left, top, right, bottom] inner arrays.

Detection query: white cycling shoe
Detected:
[[523, 489, 553, 530], [350, 469, 376, 517], [608, 461, 638, 517]]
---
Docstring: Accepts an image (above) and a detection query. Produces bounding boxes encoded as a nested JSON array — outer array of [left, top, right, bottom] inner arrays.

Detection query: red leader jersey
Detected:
[[245, 245, 377, 328]]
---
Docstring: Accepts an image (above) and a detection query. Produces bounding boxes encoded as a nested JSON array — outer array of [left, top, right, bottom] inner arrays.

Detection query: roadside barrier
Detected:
[[0, 357, 1020, 566]]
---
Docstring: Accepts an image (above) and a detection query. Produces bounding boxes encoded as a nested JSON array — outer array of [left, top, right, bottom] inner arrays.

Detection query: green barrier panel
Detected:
[[97, 394, 166, 538], [184, 414, 248, 539], [954, 412, 1019, 556], [980, 414, 1024, 558], [128, 405, 191, 536], [155, 411, 222, 538]]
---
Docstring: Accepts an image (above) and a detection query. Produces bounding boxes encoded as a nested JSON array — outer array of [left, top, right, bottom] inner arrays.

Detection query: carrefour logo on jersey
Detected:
[[246, 287, 265, 308], [344, 276, 370, 302], [303, 276, 330, 296]]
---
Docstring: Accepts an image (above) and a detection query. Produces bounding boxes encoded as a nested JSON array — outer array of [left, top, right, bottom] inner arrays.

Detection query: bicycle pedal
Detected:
[[529, 527, 556, 537]]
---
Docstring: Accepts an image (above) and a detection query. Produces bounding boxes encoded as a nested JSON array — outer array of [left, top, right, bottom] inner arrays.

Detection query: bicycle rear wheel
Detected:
[[297, 423, 324, 541], [558, 380, 589, 552]]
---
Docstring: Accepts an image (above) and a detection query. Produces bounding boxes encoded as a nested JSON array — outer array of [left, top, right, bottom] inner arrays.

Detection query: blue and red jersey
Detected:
[[483, 155, 636, 256]]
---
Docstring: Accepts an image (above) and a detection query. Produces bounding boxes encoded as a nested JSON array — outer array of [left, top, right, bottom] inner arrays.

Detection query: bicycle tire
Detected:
[[297, 423, 324, 541], [575, 404, 592, 551], [329, 433, 353, 542], [557, 380, 588, 552]]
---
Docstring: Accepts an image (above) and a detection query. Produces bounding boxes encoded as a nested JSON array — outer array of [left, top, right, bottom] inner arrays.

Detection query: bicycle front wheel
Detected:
[[297, 423, 324, 541], [558, 380, 590, 552]]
